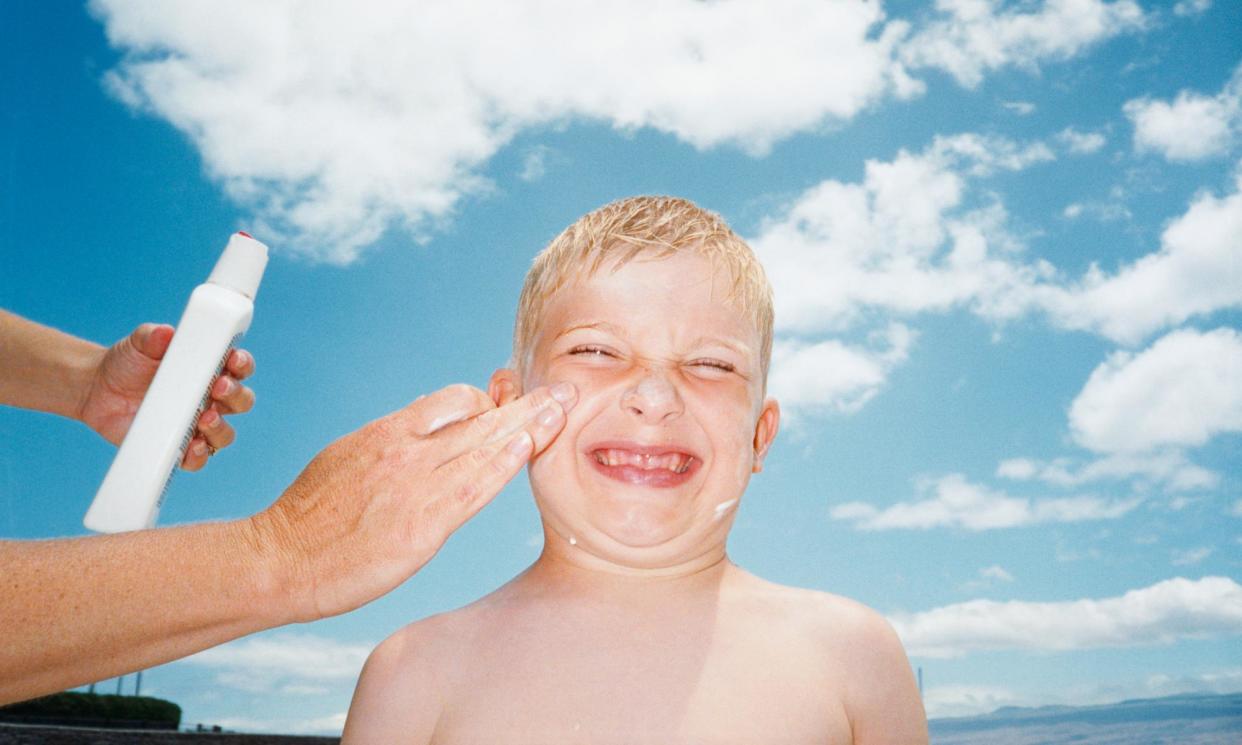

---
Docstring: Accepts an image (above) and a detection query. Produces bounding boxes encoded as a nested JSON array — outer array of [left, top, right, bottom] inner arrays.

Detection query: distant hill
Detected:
[[929, 692, 1242, 745]]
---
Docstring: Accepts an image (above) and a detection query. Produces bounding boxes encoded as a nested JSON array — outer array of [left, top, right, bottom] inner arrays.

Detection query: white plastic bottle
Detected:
[[84, 232, 269, 533]]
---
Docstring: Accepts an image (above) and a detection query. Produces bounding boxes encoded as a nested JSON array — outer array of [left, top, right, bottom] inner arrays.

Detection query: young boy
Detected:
[[343, 197, 928, 744]]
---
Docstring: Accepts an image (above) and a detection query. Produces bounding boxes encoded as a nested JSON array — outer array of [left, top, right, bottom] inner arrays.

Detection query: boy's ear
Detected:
[[488, 368, 523, 406], [751, 398, 780, 474]]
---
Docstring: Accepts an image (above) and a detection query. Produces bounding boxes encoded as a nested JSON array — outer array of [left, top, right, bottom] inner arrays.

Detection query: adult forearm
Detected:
[[0, 381, 574, 705], [0, 518, 288, 705], [0, 309, 102, 420]]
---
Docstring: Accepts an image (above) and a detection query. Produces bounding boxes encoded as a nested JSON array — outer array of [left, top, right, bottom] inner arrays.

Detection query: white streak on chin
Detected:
[[713, 499, 739, 520]]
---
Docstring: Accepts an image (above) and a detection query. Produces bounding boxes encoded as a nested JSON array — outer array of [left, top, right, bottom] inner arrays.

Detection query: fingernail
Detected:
[[538, 404, 562, 427], [218, 377, 235, 396], [550, 382, 577, 409], [202, 410, 219, 427], [507, 431, 533, 457], [192, 441, 207, 456]]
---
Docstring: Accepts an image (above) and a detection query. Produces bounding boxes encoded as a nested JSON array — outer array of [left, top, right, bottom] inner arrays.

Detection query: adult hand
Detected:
[[246, 381, 577, 622], [77, 323, 256, 469]]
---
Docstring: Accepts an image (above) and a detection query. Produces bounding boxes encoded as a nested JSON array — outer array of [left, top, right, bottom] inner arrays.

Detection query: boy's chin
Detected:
[[597, 511, 686, 550], [574, 504, 730, 567]]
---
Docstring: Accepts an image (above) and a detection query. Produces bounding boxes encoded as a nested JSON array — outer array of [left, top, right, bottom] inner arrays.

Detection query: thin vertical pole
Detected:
[[918, 667, 924, 699], [135, 671, 143, 697], [115, 675, 124, 695]]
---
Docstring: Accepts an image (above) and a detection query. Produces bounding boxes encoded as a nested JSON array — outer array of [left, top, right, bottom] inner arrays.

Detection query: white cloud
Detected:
[[208, 713, 347, 736], [755, 138, 1239, 423], [88, 1, 1151, 264], [756, 134, 1241, 350], [1062, 198, 1132, 222], [960, 564, 1017, 592], [519, 146, 551, 183], [304, 713, 349, 734], [1169, 495, 1200, 511], [830, 473, 1140, 531], [1231, 499, 1242, 517], [1124, 63, 1241, 162], [1172, 547, 1213, 566], [923, 685, 1023, 719], [1142, 668, 1242, 698], [996, 451, 1219, 492], [996, 458, 1038, 480], [769, 323, 913, 414], [926, 667, 1242, 719], [933, 132, 1057, 176], [1002, 100, 1036, 115], [181, 633, 370, 693], [900, 0, 1147, 88], [280, 684, 330, 695], [1057, 127, 1107, 154], [893, 576, 1242, 658], [1038, 170, 1242, 344], [1069, 327, 1242, 453], [980, 565, 1015, 582], [91, 0, 917, 263], [1173, 0, 1212, 16], [752, 133, 1053, 335]]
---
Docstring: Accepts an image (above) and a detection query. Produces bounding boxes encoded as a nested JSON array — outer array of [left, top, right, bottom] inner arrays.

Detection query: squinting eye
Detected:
[[569, 345, 615, 358], [691, 359, 735, 373]]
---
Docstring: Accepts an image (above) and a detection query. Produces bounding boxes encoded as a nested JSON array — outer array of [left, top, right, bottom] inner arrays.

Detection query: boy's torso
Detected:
[[424, 568, 857, 745]]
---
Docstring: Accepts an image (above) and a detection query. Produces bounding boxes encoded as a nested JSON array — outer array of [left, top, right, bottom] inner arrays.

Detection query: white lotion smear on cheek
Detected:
[[569, 535, 578, 546], [713, 499, 738, 521]]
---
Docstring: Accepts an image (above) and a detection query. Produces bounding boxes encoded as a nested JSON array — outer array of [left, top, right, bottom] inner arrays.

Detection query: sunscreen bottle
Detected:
[[84, 232, 269, 533]]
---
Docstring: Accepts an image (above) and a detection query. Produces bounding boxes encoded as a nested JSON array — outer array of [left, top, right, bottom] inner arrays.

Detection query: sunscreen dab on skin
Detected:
[[84, 232, 268, 533], [713, 499, 738, 521]]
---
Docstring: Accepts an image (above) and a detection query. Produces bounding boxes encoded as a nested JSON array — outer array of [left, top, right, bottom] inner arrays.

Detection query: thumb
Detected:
[[131, 323, 174, 361]]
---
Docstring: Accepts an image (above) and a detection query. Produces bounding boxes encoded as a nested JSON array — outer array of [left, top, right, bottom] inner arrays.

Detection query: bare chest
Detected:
[[430, 625, 853, 745]]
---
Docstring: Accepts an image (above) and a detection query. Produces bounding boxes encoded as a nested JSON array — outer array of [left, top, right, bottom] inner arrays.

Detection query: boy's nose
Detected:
[[621, 373, 684, 423]]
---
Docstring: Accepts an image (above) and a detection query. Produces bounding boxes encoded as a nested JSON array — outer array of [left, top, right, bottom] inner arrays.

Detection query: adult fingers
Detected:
[[398, 384, 496, 437], [434, 385, 571, 509], [181, 436, 209, 471], [225, 348, 256, 381], [437, 430, 536, 527], [197, 406, 236, 451], [211, 374, 256, 414], [438, 381, 577, 454]]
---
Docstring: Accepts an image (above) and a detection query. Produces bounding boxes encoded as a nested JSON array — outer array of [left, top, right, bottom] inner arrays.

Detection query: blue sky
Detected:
[[2, 0, 1240, 733]]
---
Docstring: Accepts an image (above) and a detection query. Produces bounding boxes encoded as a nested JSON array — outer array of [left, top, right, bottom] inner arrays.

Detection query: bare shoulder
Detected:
[[728, 570, 897, 648], [727, 571, 928, 744], [341, 607, 478, 744], [368, 617, 442, 680]]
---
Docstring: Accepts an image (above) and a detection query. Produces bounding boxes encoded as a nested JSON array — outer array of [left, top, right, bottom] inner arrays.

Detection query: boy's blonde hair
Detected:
[[513, 196, 774, 383]]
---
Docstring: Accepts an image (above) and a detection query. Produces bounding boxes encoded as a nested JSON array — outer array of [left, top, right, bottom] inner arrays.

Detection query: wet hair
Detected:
[[513, 195, 774, 383]]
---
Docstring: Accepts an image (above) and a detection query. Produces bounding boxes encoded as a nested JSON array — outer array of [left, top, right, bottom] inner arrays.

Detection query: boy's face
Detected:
[[492, 250, 779, 569]]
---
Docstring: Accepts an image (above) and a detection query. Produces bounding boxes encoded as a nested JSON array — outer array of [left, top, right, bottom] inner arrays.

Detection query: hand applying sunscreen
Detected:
[[84, 232, 268, 533]]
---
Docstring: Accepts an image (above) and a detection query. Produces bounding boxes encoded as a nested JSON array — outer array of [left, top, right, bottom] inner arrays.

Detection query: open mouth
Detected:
[[585, 443, 700, 488], [591, 449, 693, 474]]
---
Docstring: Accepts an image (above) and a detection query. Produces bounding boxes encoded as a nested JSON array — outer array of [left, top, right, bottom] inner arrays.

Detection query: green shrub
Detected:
[[0, 691, 181, 727]]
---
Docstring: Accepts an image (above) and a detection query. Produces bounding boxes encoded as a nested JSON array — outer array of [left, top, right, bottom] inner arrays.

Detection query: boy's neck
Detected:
[[522, 538, 733, 600]]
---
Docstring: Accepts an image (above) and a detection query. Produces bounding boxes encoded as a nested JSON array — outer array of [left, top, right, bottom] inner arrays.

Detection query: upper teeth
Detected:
[[593, 449, 692, 474]]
